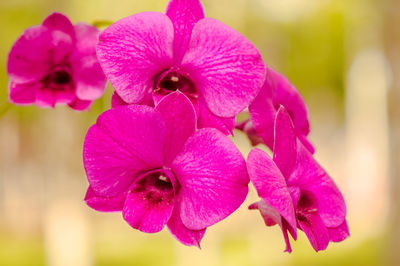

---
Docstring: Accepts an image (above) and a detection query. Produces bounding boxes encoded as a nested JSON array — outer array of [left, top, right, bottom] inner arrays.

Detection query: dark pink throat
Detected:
[[154, 69, 197, 99], [132, 170, 178, 205], [42, 66, 73, 90], [295, 191, 318, 222]]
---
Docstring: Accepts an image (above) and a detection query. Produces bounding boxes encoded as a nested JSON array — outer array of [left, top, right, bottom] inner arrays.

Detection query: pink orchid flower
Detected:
[[96, 0, 266, 135], [7, 12, 107, 111], [247, 106, 349, 252], [237, 66, 314, 153], [83, 92, 249, 247]]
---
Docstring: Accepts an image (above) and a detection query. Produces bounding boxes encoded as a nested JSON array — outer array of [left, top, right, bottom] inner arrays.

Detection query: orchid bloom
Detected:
[[247, 106, 349, 252], [96, 0, 266, 135], [238, 66, 314, 152], [7, 13, 107, 111], [83, 92, 249, 247]]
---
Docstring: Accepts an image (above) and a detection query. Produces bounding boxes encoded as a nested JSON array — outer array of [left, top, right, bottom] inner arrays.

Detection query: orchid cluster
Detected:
[[6, 0, 349, 252]]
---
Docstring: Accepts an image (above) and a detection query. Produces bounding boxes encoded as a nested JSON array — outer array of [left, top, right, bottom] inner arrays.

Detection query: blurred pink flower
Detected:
[[97, 0, 266, 135], [247, 106, 348, 252], [84, 92, 249, 247], [7, 12, 107, 111], [237, 66, 314, 152]]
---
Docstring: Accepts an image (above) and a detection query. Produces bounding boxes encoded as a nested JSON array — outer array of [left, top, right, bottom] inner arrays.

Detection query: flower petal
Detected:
[[97, 12, 174, 104], [122, 185, 174, 233], [8, 81, 38, 105], [173, 128, 249, 230], [167, 204, 206, 247], [71, 23, 106, 101], [155, 92, 196, 165], [247, 148, 297, 233], [111, 92, 128, 108], [249, 200, 281, 227], [297, 211, 330, 252], [249, 200, 295, 253], [282, 220, 294, 253], [269, 67, 310, 136], [35, 86, 75, 108], [7, 26, 72, 83], [273, 106, 297, 178], [83, 105, 166, 196], [84, 186, 126, 212], [165, 0, 205, 62], [68, 98, 92, 111], [197, 97, 235, 135], [181, 18, 266, 117], [328, 220, 350, 242], [111, 91, 154, 108], [248, 77, 276, 149], [289, 142, 346, 228], [42, 12, 75, 38]]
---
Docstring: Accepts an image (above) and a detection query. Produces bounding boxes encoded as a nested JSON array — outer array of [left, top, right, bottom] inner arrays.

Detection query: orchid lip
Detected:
[[295, 191, 318, 222], [132, 168, 179, 205], [42, 66, 73, 90], [153, 69, 197, 99]]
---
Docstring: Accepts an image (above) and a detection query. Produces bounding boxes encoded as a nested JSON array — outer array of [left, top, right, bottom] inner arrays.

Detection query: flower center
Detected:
[[52, 70, 72, 85], [154, 70, 197, 98], [133, 170, 177, 205], [295, 191, 318, 222], [42, 67, 73, 91]]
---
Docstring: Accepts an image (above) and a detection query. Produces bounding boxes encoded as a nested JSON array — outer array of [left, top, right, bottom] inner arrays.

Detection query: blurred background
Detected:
[[0, 0, 399, 265]]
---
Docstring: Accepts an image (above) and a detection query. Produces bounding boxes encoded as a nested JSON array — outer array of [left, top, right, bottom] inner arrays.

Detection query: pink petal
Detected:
[[167, 204, 206, 247], [7, 26, 72, 83], [249, 68, 314, 153], [68, 98, 92, 111], [111, 91, 154, 108], [269, 67, 310, 136], [165, 0, 205, 63], [289, 142, 346, 228], [197, 97, 235, 135], [155, 92, 196, 165], [273, 106, 297, 178], [181, 18, 266, 117], [84, 186, 126, 212], [248, 82, 276, 149], [247, 148, 297, 234], [42, 12, 75, 38], [111, 92, 128, 108], [328, 220, 350, 242], [122, 185, 174, 233], [297, 211, 330, 252], [297, 133, 315, 154], [8, 81, 38, 105], [249, 200, 281, 227], [83, 105, 166, 196], [249, 200, 295, 253], [97, 12, 174, 104], [282, 220, 293, 253], [173, 128, 249, 230], [35, 86, 75, 108], [71, 23, 106, 101]]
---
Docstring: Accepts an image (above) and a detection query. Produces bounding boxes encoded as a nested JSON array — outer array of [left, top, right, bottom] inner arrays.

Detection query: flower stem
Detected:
[[0, 102, 12, 118], [92, 20, 114, 29]]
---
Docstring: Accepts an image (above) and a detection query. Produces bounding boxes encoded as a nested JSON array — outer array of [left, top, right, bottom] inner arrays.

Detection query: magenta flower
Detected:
[[96, 0, 266, 135], [7, 13, 107, 111], [83, 92, 249, 247], [238, 66, 314, 152], [247, 106, 349, 252]]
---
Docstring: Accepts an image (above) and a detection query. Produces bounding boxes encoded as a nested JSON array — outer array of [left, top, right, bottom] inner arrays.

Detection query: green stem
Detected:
[[92, 20, 114, 29], [0, 102, 12, 118]]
